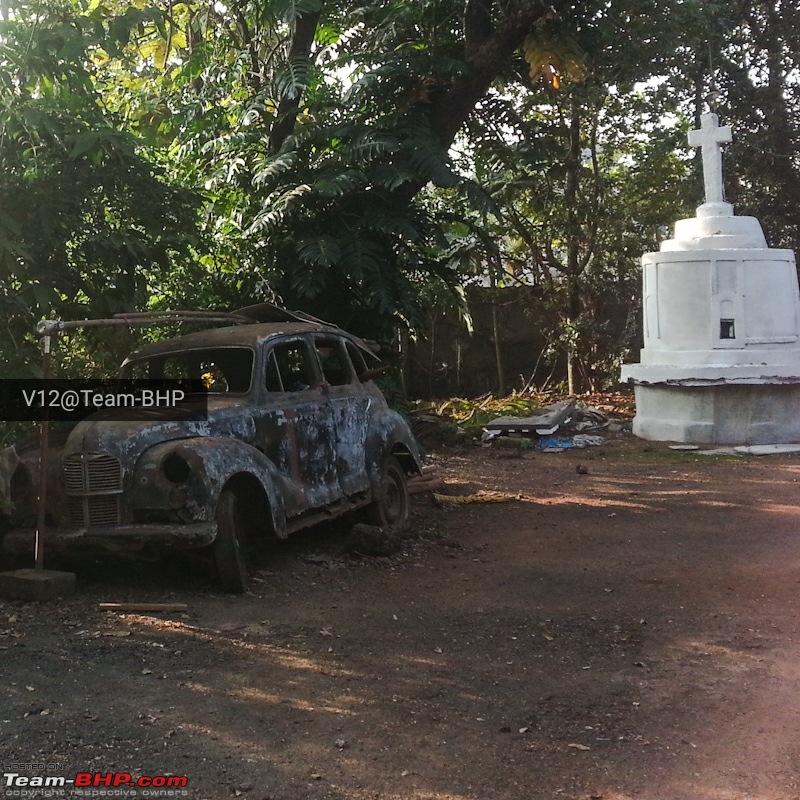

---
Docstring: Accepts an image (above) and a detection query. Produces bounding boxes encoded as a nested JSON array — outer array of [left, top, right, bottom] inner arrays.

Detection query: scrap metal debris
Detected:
[[483, 399, 621, 451], [485, 399, 577, 436], [409, 392, 632, 452]]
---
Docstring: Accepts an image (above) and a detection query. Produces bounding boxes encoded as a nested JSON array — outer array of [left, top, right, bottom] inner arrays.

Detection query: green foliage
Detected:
[[1, 0, 797, 397], [703, 4, 800, 250], [81, 0, 589, 341], [415, 393, 550, 429], [448, 3, 698, 391], [0, 0, 201, 376]]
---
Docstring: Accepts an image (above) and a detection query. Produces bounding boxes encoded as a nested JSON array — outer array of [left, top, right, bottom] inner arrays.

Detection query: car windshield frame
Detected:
[[120, 345, 256, 395]]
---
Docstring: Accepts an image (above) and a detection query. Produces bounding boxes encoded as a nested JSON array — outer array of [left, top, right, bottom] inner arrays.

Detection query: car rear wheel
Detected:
[[214, 488, 248, 593], [366, 455, 410, 529]]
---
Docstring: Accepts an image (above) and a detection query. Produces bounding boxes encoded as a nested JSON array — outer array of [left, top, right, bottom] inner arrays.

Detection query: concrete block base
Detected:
[[0, 569, 76, 601], [631, 382, 800, 444]]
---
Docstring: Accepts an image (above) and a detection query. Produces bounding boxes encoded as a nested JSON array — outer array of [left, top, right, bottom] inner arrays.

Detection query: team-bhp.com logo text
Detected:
[[4, 772, 188, 797]]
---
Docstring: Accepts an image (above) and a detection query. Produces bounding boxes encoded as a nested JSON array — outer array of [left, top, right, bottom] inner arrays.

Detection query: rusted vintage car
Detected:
[[2, 312, 422, 591]]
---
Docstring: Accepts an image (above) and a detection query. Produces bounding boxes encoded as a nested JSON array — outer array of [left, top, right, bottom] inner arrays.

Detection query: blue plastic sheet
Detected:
[[537, 436, 574, 450]]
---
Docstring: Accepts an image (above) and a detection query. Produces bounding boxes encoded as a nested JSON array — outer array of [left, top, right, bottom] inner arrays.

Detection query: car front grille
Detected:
[[67, 495, 121, 527], [63, 452, 122, 493], [63, 452, 123, 527]]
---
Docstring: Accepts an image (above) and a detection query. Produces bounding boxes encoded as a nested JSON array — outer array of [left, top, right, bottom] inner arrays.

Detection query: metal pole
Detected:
[[34, 334, 52, 570]]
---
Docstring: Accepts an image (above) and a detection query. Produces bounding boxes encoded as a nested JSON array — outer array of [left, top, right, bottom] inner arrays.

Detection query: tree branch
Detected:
[[268, 9, 322, 154], [464, 0, 495, 51], [429, 1, 564, 149]]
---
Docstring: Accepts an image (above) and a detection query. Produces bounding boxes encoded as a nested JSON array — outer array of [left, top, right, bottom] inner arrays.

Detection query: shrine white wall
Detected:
[[629, 384, 800, 444], [621, 113, 800, 444], [639, 249, 800, 365]]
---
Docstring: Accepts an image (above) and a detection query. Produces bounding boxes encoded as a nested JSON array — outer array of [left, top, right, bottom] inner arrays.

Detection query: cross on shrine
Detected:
[[688, 113, 732, 205]]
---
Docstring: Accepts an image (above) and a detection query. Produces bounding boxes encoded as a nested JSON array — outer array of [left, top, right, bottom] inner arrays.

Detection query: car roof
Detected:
[[124, 322, 379, 362]]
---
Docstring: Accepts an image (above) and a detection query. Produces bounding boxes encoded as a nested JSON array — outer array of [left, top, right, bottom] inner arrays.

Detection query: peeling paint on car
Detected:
[[2, 321, 423, 562]]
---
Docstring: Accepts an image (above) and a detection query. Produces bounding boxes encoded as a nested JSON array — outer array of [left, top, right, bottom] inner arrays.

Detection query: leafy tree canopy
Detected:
[[0, 0, 201, 373], [1, 0, 799, 389]]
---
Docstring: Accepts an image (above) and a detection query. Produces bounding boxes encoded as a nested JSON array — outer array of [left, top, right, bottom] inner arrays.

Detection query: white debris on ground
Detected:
[[483, 399, 626, 451], [697, 443, 800, 456]]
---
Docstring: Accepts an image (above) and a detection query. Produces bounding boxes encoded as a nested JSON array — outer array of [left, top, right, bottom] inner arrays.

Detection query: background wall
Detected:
[[404, 287, 640, 399]]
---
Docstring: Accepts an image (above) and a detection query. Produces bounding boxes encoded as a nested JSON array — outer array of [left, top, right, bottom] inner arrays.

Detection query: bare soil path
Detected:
[[2, 438, 800, 800]]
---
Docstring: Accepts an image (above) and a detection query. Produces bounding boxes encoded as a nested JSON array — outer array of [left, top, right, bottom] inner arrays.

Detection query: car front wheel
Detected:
[[366, 455, 410, 529], [213, 488, 248, 593]]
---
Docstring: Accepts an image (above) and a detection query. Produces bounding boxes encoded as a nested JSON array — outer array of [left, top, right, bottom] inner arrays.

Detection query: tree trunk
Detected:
[[398, 327, 409, 401], [563, 95, 582, 395], [489, 268, 505, 395], [566, 324, 575, 396], [456, 334, 462, 395], [395, 0, 569, 205], [268, 9, 322, 154]]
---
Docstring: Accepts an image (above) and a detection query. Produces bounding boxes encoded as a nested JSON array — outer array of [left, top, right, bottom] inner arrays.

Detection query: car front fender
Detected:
[[131, 437, 289, 537]]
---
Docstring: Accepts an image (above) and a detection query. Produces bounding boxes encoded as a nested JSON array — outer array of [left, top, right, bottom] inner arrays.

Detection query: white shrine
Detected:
[[621, 113, 800, 444]]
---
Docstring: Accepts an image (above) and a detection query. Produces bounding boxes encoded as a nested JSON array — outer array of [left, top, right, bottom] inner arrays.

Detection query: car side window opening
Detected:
[[345, 342, 368, 379], [315, 337, 354, 386], [266, 341, 316, 392]]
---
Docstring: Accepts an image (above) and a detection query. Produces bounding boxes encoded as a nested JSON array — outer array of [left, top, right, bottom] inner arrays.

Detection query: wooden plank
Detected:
[[98, 602, 188, 613]]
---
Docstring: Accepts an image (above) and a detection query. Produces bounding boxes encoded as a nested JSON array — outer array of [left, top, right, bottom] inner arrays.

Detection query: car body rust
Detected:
[[1, 318, 422, 589]]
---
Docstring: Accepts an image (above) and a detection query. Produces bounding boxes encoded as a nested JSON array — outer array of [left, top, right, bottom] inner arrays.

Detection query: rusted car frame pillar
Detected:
[[34, 333, 53, 570]]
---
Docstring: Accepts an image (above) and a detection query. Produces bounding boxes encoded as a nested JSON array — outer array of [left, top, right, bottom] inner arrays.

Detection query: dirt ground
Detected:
[[3, 435, 800, 800]]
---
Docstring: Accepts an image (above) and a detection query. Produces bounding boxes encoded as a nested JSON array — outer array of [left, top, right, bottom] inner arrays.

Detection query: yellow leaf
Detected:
[[523, 30, 587, 88], [171, 30, 187, 50], [433, 491, 518, 505]]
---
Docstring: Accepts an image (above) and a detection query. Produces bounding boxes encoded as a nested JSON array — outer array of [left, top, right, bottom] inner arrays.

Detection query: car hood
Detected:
[[63, 396, 256, 466]]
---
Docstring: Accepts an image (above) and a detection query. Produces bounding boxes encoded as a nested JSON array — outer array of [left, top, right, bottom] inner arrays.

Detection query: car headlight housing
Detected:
[[162, 452, 191, 484]]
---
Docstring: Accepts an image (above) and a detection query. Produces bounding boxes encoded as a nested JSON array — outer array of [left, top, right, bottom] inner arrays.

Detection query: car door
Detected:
[[254, 336, 342, 517], [312, 335, 371, 497]]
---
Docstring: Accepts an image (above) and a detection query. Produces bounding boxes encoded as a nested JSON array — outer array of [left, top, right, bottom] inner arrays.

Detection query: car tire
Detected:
[[366, 455, 410, 529], [213, 488, 248, 593]]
